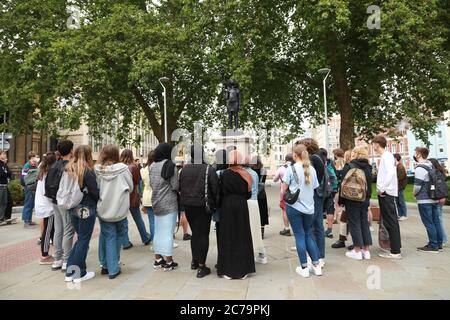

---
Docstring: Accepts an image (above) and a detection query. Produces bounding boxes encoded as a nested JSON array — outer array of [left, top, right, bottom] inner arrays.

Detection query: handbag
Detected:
[[204, 165, 212, 214], [284, 164, 301, 205]]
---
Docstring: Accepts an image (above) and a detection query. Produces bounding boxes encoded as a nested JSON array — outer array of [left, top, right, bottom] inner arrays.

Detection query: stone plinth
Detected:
[[212, 132, 254, 164]]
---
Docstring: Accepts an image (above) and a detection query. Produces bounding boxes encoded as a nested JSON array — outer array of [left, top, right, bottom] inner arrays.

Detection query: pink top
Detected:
[[273, 165, 287, 197]]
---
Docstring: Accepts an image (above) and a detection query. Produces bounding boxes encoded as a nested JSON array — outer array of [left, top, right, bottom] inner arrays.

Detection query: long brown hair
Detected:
[[293, 144, 311, 185], [98, 144, 120, 167], [37, 152, 57, 181], [120, 149, 134, 165], [66, 145, 94, 187], [429, 158, 447, 177]]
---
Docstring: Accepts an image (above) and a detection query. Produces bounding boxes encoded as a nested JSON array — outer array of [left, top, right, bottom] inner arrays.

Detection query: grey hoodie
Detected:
[[95, 163, 134, 222]]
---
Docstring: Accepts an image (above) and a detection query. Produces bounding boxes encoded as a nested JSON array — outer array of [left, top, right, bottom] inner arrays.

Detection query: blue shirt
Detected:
[[282, 162, 319, 214], [244, 167, 259, 200]]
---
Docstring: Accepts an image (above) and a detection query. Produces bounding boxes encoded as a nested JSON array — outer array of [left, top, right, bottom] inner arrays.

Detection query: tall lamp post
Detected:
[[158, 77, 170, 143], [318, 68, 331, 154]]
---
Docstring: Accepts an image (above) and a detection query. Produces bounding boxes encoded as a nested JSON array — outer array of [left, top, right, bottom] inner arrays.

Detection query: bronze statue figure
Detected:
[[224, 80, 240, 130]]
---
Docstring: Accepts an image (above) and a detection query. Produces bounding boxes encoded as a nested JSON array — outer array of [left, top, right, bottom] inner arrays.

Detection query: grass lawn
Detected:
[[370, 183, 416, 203]]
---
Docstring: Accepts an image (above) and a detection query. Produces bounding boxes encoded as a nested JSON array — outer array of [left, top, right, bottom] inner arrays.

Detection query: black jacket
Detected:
[[339, 158, 372, 205], [179, 163, 220, 209], [0, 161, 11, 185]]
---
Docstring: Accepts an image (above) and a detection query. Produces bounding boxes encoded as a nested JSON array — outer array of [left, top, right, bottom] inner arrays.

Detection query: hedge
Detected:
[[8, 180, 24, 206]]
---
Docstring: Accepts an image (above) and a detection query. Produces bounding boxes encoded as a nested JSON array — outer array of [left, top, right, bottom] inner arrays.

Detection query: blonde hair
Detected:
[[66, 145, 94, 187], [293, 144, 311, 185], [351, 145, 369, 160], [344, 150, 352, 163]]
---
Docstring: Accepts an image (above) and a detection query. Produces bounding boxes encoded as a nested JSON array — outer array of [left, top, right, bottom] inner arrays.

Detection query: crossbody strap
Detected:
[[291, 164, 300, 185], [204, 165, 209, 207]]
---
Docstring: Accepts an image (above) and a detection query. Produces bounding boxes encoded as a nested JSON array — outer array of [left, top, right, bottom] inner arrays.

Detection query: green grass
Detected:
[[370, 183, 416, 203]]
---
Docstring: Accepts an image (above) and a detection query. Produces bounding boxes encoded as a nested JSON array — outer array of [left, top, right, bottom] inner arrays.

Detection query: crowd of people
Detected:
[[0, 133, 447, 282]]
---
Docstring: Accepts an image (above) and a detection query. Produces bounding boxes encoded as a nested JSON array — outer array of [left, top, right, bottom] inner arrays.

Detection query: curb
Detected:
[[370, 200, 450, 214]]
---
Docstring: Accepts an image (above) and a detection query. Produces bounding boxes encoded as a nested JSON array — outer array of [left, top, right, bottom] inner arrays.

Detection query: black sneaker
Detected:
[[279, 229, 291, 236], [183, 234, 192, 241], [325, 229, 333, 238], [163, 261, 178, 271], [331, 240, 346, 249], [144, 238, 151, 246], [153, 258, 166, 269], [123, 242, 133, 250], [417, 245, 440, 253], [109, 269, 121, 279], [101, 267, 109, 275], [197, 266, 211, 278], [438, 246, 443, 252], [191, 260, 199, 270]]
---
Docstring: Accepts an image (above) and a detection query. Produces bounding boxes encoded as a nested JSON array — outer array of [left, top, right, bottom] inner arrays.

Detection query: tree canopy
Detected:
[[1, 0, 449, 149]]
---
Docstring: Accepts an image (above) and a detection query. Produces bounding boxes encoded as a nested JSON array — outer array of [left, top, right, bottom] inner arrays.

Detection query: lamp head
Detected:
[[159, 77, 170, 82], [318, 68, 331, 75]]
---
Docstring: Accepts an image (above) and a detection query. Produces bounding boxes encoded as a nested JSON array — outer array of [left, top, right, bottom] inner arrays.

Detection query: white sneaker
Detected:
[[255, 253, 268, 264], [64, 276, 73, 282], [362, 250, 371, 260], [345, 250, 363, 260], [240, 274, 248, 280], [311, 264, 323, 276], [73, 271, 95, 283], [318, 259, 325, 268], [51, 260, 63, 270], [378, 252, 402, 259], [295, 266, 310, 278], [222, 275, 233, 280], [369, 226, 375, 232], [173, 242, 179, 248], [62, 262, 67, 271], [398, 216, 408, 221], [290, 246, 297, 251]]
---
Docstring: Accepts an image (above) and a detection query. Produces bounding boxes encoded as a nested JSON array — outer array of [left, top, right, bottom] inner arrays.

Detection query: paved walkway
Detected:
[[1, 185, 449, 300]]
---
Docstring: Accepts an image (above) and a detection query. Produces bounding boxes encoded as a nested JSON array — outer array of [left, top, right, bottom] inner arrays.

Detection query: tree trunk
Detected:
[[326, 32, 355, 151]]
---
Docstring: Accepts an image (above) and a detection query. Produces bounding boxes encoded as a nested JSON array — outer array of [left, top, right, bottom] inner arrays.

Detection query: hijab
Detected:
[[154, 143, 175, 180], [228, 150, 252, 192]]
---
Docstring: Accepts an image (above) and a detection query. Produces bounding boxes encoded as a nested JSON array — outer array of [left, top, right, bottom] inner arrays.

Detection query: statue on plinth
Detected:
[[224, 80, 240, 131]]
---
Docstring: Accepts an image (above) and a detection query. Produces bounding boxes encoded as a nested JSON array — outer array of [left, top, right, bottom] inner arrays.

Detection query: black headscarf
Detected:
[[190, 144, 206, 164], [214, 149, 228, 171], [154, 143, 175, 180]]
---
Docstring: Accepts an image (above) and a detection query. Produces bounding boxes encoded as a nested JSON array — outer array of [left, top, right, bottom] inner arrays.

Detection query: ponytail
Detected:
[[301, 150, 311, 185]]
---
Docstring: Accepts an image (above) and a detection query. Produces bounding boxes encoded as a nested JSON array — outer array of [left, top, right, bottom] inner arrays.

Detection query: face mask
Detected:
[[413, 155, 418, 162], [33, 157, 40, 164]]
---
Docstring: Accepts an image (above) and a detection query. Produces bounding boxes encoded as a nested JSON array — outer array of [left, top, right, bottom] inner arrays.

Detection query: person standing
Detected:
[[394, 153, 408, 220], [339, 146, 373, 260], [318, 148, 338, 239], [413, 148, 443, 253], [295, 138, 326, 267], [281, 143, 322, 278], [35, 152, 56, 264], [95, 144, 133, 279], [140, 150, 155, 244], [21, 151, 40, 227], [121, 149, 151, 250], [179, 144, 220, 278], [149, 143, 179, 271], [46, 141, 75, 271], [272, 154, 293, 236], [217, 150, 255, 280], [245, 157, 267, 265], [0, 151, 12, 225], [372, 135, 402, 259], [65, 145, 99, 283], [252, 156, 269, 240], [428, 158, 448, 247]]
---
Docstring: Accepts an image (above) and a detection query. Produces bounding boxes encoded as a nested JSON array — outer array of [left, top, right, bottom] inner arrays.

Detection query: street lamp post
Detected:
[[318, 68, 331, 154], [158, 77, 170, 143]]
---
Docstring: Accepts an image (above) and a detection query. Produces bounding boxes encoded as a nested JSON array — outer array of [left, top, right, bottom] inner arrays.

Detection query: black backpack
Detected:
[[417, 164, 448, 200], [313, 154, 332, 198], [44, 160, 66, 204]]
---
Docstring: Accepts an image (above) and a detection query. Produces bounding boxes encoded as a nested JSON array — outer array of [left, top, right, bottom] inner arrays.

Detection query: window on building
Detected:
[[437, 131, 442, 138], [400, 142, 404, 153], [439, 144, 444, 153], [391, 143, 396, 153]]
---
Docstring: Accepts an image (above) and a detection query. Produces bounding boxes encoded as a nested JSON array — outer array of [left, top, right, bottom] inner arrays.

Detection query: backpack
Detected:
[[56, 171, 84, 210], [340, 163, 368, 202], [313, 154, 332, 198], [327, 162, 338, 192], [417, 164, 448, 200], [44, 160, 66, 203], [23, 169, 38, 191]]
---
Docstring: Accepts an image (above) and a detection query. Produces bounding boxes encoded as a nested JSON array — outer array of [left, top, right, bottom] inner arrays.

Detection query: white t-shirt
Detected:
[[35, 175, 55, 218], [376, 151, 398, 197]]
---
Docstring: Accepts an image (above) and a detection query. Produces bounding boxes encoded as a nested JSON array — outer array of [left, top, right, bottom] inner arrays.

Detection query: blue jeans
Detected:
[[66, 206, 97, 278], [122, 207, 150, 246], [146, 207, 155, 242], [397, 189, 408, 217], [22, 187, 35, 223], [418, 203, 443, 248], [313, 193, 325, 259], [99, 218, 127, 276], [286, 205, 320, 267], [437, 205, 448, 244]]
